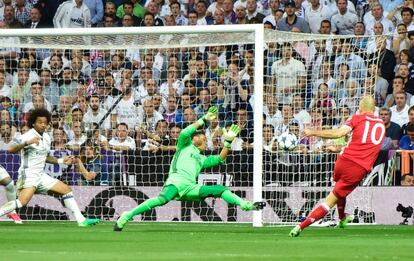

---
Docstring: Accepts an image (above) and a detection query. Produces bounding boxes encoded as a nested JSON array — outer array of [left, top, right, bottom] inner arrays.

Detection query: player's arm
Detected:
[[8, 136, 40, 154], [302, 126, 352, 139], [176, 106, 218, 149], [46, 155, 75, 165]]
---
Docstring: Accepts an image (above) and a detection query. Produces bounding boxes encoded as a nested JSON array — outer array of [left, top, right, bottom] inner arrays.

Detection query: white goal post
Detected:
[[0, 25, 386, 226]]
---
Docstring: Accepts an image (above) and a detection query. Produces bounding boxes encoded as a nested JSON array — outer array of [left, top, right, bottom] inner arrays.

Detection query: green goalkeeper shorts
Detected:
[[179, 185, 228, 201]]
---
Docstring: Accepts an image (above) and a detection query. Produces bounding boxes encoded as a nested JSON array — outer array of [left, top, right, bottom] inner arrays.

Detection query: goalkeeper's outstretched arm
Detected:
[[201, 123, 240, 169], [177, 106, 219, 150]]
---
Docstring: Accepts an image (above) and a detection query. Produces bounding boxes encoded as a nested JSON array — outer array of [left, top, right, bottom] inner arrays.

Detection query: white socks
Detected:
[[4, 181, 17, 202], [62, 192, 86, 223], [0, 199, 22, 216]]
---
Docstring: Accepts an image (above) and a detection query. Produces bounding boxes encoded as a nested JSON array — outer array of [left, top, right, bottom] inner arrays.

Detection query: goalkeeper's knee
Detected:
[[156, 195, 170, 206]]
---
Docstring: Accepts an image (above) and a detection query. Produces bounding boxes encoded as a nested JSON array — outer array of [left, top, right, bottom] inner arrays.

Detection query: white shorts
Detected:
[[17, 170, 59, 194], [0, 166, 10, 181]]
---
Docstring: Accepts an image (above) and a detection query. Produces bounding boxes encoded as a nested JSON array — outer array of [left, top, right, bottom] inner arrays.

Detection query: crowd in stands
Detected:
[[0, 0, 414, 184]]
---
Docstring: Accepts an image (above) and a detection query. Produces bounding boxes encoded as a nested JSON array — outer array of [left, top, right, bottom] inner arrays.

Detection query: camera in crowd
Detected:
[[396, 204, 413, 225]]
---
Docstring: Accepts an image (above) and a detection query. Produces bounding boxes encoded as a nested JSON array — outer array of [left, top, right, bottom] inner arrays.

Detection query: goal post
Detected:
[[0, 25, 267, 224]]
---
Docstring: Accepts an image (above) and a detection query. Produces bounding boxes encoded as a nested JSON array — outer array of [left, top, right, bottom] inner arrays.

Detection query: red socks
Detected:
[[336, 198, 346, 220], [299, 203, 330, 230]]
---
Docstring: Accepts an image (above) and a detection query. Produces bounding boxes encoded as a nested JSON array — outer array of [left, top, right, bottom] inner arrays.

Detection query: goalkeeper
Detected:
[[114, 106, 265, 231]]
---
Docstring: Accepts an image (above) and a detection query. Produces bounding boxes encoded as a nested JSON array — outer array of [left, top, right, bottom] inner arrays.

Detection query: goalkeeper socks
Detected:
[[336, 198, 346, 220], [4, 181, 17, 202], [126, 197, 166, 220], [299, 203, 330, 230], [221, 190, 245, 206], [0, 199, 22, 216], [62, 192, 86, 223]]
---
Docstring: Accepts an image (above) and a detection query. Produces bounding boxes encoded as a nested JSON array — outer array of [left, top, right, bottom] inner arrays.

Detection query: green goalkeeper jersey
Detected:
[[165, 124, 224, 197]]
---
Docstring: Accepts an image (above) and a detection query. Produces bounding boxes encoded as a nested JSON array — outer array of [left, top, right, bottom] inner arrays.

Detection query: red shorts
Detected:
[[332, 156, 368, 199]]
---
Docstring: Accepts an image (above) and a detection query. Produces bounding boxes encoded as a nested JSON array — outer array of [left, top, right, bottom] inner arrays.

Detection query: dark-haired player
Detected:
[[114, 106, 265, 231], [0, 108, 100, 227]]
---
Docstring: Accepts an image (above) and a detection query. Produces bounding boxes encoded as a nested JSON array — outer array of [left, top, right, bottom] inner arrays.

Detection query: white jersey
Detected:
[[109, 136, 136, 150], [15, 128, 51, 174]]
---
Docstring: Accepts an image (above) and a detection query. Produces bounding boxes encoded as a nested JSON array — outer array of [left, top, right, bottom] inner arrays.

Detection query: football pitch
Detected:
[[0, 222, 413, 260]]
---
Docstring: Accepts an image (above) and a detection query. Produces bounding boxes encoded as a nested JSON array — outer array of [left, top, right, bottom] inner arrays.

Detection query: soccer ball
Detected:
[[277, 132, 298, 151]]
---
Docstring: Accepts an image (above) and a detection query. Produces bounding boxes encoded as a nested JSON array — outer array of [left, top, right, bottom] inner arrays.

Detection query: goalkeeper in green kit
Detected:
[[114, 106, 265, 231]]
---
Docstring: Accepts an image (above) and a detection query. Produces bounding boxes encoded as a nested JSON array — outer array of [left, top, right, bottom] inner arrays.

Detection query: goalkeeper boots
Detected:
[[114, 212, 130, 232], [78, 218, 100, 227], [289, 225, 302, 237], [336, 214, 354, 229], [241, 201, 266, 211]]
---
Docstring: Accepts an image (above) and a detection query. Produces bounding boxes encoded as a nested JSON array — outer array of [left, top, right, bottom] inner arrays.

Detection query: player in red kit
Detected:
[[289, 96, 385, 237]]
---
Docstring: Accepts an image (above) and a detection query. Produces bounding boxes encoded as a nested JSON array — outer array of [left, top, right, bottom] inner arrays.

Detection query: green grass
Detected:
[[0, 222, 413, 260]]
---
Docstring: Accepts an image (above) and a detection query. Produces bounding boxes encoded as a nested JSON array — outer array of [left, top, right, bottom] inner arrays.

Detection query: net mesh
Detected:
[[0, 28, 385, 225]]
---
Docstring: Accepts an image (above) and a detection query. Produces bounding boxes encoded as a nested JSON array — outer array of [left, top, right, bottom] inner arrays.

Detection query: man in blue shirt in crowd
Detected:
[[399, 122, 414, 150]]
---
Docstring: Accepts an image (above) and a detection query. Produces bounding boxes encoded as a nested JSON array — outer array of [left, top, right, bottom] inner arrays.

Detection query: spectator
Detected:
[[401, 105, 414, 135], [170, 2, 187, 25], [0, 121, 12, 150], [309, 82, 337, 120], [53, 0, 91, 28], [137, 99, 163, 133], [399, 122, 414, 149], [0, 71, 11, 98], [271, 43, 306, 105], [109, 122, 136, 151], [236, 108, 254, 144], [262, 124, 277, 152], [66, 120, 86, 151], [292, 93, 311, 127], [159, 65, 184, 98], [305, 0, 331, 34], [235, 4, 247, 24], [163, 95, 177, 124], [370, 35, 396, 87], [277, 0, 310, 33], [393, 24, 410, 56], [145, 0, 165, 26], [263, 95, 282, 129], [334, 39, 367, 82], [84, 0, 103, 26], [52, 127, 68, 150], [365, 3, 394, 36], [245, 0, 265, 24], [141, 119, 170, 152], [75, 141, 107, 185], [117, 0, 144, 20], [222, 0, 236, 24], [263, 0, 280, 28], [378, 107, 402, 147], [3, 5, 24, 28], [25, 7, 47, 28], [390, 91, 410, 127], [83, 94, 111, 136], [331, 0, 358, 35], [384, 76, 411, 108]]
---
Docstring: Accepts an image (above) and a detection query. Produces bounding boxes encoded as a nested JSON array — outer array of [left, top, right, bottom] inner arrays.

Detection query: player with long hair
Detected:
[[0, 108, 100, 227]]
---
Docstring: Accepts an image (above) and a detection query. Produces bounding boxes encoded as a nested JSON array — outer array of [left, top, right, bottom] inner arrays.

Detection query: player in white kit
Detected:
[[0, 166, 22, 223], [0, 108, 100, 227]]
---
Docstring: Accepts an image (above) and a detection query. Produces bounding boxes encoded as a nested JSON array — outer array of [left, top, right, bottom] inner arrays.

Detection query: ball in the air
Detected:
[[277, 132, 298, 151]]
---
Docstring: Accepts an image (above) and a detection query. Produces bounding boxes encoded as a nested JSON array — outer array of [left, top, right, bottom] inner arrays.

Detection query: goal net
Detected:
[[0, 26, 385, 226]]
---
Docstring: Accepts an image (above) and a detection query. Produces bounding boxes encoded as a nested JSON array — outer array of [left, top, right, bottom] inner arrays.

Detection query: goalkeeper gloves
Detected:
[[222, 124, 241, 149], [197, 106, 218, 126]]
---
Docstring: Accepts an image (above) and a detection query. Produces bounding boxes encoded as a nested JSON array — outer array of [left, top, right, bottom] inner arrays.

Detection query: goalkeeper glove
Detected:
[[222, 124, 241, 149], [197, 106, 218, 126]]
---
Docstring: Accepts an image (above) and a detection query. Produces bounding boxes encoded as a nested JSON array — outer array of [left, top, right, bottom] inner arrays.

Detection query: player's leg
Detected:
[[0, 186, 35, 216], [185, 185, 265, 211], [47, 179, 100, 227], [0, 175, 23, 224], [114, 184, 179, 231]]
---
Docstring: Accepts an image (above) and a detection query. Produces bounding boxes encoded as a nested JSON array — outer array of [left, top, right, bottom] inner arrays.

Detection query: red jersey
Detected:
[[340, 113, 385, 171]]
